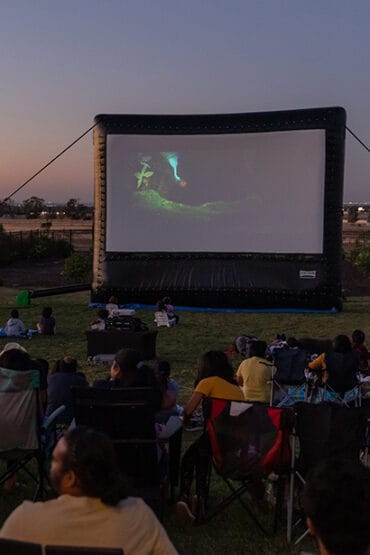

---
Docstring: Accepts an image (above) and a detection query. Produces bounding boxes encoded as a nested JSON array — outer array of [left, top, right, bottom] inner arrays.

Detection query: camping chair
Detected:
[[287, 402, 368, 543], [0, 538, 42, 555], [45, 547, 123, 554], [71, 386, 178, 518], [0, 367, 65, 500], [318, 381, 362, 407], [203, 399, 292, 533], [154, 311, 174, 327], [270, 348, 309, 407]]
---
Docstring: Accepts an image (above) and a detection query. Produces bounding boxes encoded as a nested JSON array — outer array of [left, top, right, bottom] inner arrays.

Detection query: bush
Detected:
[[63, 253, 92, 282], [352, 247, 370, 276], [0, 234, 73, 266]]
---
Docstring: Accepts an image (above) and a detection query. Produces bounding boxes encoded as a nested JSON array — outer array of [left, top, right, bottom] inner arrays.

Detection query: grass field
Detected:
[[0, 288, 369, 554]]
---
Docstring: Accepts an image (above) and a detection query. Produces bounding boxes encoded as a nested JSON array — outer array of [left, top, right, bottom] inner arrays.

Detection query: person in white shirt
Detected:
[[4, 309, 26, 337], [0, 426, 178, 555]]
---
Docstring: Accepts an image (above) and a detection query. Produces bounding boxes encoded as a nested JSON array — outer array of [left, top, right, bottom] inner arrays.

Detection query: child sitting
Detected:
[[106, 296, 119, 317], [352, 329, 369, 377], [155, 359, 183, 423], [90, 308, 109, 331], [37, 306, 56, 335], [4, 309, 27, 337], [163, 296, 179, 324]]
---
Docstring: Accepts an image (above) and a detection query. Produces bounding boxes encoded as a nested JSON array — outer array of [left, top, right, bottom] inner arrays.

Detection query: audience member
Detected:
[[4, 309, 26, 337], [93, 348, 162, 411], [0, 426, 178, 554], [37, 306, 56, 335], [352, 329, 370, 376], [46, 356, 88, 426], [90, 308, 109, 331], [308, 334, 359, 394], [177, 351, 244, 522], [163, 296, 179, 324], [106, 295, 119, 317], [302, 459, 370, 555], [155, 359, 182, 424], [236, 340, 276, 403]]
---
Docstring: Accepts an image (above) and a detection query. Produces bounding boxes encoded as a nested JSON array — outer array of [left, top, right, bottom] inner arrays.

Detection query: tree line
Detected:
[[0, 197, 93, 220]]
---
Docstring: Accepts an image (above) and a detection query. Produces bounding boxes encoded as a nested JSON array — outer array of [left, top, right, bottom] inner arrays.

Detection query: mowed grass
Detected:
[[0, 287, 369, 554]]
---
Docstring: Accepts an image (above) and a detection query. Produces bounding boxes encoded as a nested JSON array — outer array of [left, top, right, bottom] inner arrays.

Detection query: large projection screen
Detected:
[[92, 107, 346, 309]]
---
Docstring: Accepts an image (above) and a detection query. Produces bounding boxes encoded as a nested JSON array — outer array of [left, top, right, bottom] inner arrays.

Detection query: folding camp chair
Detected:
[[270, 348, 309, 407], [0, 367, 65, 500], [71, 386, 181, 517], [45, 547, 123, 554], [0, 538, 42, 555], [318, 381, 362, 407], [154, 311, 174, 327], [203, 399, 292, 532], [287, 402, 368, 543]]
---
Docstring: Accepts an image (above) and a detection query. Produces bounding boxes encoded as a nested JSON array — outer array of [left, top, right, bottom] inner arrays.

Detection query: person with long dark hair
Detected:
[[93, 348, 162, 411], [308, 334, 359, 395], [177, 351, 244, 522]]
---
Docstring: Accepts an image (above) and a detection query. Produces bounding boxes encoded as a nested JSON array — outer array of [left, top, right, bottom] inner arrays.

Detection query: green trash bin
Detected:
[[16, 290, 31, 306]]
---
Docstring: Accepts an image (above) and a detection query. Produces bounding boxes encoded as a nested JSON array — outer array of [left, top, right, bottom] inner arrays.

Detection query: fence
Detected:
[[6, 229, 93, 253]]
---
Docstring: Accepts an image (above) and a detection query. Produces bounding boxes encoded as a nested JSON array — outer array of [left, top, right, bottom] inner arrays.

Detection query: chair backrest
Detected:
[[273, 348, 308, 385], [295, 402, 368, 474], [0, 367, 39, 452], [0, 538, 42, 555], [45, 546, 123, 555], [154, 311, 170, 327], [71, 386, 159, 488], [206, 399, 292, 480], [324, 351, 359, 393]]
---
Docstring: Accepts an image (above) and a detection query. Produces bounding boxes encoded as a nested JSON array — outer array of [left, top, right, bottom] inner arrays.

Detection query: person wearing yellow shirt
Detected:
[[177, 351, 244, 523], [236, 340, 276, 403]]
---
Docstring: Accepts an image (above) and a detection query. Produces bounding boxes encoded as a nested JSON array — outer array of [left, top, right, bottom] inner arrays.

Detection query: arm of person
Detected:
[[236, 363, 244, 386], [184, 391, 203, 418]]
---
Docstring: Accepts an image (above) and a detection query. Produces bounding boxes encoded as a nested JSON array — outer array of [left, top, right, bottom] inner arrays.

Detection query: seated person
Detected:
[[155, 300, 177, 326], [37, 306, 56, 335], [155, 359, 182, 424], [106, 295, 119, 317], [163, 296, 179, 324], [352, 329, 370, 377], [46, 356, 88, 426], [177, 351, 244, 522], [93, 348, 162, 412], [4, 309, 26, 337], [90, 308, 109, 331], [308, 334, 359, 394], [0, 346, 44, 492], [236, 340, 276, 403], [0, 427, 178, 554], [302, 459, 370, 555]]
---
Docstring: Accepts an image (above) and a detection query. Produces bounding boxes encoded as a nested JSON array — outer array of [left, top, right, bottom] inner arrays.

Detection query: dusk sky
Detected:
[[1, 0, 369, 203]]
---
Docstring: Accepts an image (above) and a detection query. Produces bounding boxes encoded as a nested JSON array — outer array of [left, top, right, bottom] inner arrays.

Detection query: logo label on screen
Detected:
[[300, 270, 317, 279]]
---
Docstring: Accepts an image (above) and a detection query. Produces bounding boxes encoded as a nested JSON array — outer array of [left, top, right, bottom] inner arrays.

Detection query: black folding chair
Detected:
[[71, 386, 172, 517], [287, 402, 368, 543], [0, 538, 42, 555], [45, 546, 123, 554], [270, 348, 309, 407]]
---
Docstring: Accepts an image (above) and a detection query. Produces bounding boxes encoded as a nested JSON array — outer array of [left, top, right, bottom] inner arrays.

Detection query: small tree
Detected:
[[22, 196, 45, 218], [347, 206, 358, 224], [64, 198, 90, 219]]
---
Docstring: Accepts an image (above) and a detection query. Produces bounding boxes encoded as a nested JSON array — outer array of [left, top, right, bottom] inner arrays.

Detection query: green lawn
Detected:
[[1, 288, 369, 554]]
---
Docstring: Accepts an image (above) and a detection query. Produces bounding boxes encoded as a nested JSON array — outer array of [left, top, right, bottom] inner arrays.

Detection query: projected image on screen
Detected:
[[106, 130, 325, 253]]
